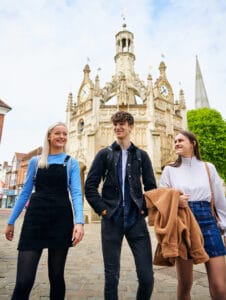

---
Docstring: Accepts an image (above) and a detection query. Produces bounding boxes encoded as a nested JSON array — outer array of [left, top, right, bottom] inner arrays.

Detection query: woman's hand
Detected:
[[71, 224, 84, 247], [179, 194, 190, 208], [5, 224, 14, 241]]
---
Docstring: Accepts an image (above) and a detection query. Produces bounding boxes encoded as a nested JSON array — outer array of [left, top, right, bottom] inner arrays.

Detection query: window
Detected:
[[78, 119, 84, 133]]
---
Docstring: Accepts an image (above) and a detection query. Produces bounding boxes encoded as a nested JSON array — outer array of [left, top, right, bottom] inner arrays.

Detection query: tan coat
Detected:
[[144, 188, 209, 266]]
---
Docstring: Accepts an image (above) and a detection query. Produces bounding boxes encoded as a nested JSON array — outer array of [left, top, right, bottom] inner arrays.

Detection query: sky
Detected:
[[0, 0, 226, 163]]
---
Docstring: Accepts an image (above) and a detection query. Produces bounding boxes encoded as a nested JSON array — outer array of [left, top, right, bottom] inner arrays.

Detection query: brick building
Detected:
[[2, 147, 42, 208]]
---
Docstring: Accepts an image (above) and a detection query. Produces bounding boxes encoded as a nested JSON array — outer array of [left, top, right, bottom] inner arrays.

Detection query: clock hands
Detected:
[[160, 85, 168, 96], [161, 87, 166, 94], [80, 84, 90, 101]]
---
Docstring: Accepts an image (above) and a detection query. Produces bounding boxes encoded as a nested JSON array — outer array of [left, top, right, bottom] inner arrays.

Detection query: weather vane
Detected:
[[178, 81, 183, 90], [121, 13, 127, 27]]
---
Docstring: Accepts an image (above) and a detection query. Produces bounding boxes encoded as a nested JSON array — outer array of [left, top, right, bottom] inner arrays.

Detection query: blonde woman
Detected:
[[5, 122, 84, 300]]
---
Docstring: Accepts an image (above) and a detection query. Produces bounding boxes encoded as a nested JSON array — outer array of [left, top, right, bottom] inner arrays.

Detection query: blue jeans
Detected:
[[101, 216, 154, 300]]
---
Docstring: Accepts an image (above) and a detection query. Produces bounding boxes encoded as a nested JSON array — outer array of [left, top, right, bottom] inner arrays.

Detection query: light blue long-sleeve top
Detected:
[[160, 156, 226, 236], [8, 153, 84, 225]]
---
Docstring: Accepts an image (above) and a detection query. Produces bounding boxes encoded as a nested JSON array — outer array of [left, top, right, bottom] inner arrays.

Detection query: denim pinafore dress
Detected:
[[18, 157, 73, 250]]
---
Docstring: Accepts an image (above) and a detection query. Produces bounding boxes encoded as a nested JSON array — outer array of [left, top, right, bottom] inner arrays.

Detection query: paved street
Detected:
[[0, 209, 213, 300]]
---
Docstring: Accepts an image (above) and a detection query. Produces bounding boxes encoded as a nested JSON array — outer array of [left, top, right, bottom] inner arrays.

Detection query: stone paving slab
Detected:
[[0, 210, 213, 299]]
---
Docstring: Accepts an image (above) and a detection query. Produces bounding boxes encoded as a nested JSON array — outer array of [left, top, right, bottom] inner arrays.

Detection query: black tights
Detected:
[[11, 248, 69, 300]]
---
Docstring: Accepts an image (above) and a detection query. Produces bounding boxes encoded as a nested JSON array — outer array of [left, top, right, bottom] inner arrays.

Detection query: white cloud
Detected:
[[0, 0, 225, 163]]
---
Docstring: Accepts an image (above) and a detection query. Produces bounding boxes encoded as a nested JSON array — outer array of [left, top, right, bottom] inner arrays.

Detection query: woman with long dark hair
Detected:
[[160, 130, 226, 300]]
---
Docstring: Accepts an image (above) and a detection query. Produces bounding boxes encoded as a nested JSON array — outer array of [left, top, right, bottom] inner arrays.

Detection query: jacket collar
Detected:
[[111, 141, 137, 153]]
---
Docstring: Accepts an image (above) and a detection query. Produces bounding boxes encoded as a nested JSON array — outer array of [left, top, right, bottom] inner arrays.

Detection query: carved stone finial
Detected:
[[159, 61, 166, 77]]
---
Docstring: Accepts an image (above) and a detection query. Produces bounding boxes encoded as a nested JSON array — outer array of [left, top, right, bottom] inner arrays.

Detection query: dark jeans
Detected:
[[101, 216, 154, 300]]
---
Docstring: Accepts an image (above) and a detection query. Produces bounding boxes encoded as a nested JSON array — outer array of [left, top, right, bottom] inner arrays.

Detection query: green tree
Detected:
[[187, 108, 226, 182]]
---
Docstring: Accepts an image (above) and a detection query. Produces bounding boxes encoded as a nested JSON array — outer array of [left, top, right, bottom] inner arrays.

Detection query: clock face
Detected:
[[159, 84, 170, 99], [80, 83, 90, 101]]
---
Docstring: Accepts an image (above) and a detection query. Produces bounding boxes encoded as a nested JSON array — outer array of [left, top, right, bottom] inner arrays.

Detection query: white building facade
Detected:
[[66, 24, 187, 222]]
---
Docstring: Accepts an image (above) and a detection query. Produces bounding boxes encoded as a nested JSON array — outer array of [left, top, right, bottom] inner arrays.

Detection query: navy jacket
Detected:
[[85, 141, 157, 218]]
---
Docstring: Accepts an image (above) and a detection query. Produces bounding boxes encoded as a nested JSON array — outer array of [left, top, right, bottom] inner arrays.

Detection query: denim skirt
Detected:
[[188, 201, 226, 258]]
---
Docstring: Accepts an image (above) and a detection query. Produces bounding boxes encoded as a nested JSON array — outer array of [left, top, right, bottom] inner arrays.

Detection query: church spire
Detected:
[[195, 56, 210, 109]]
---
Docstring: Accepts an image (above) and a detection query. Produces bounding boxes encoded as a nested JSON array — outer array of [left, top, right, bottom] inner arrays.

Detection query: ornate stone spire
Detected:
[[195, 56, 210, 108], [159, 61, 166, 79], [66, 92, 73, 112], [83, 64, 91, 82], [179, 89, 186, 108]]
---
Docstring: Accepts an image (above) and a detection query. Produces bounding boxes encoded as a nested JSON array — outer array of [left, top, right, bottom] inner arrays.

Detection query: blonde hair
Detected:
[[38, 122, 68, 168]]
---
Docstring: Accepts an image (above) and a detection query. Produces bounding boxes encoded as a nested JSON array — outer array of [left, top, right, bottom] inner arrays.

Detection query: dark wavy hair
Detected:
[[111, 111, 134, 126], [169, 130, 202, 167]]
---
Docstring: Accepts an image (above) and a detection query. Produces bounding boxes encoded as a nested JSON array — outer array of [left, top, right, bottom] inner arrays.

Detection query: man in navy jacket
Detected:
[[85, 111, 156, 300]]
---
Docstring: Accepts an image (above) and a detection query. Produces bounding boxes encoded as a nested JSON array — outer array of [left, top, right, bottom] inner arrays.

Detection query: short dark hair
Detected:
[[111, 111, 134, 125]]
